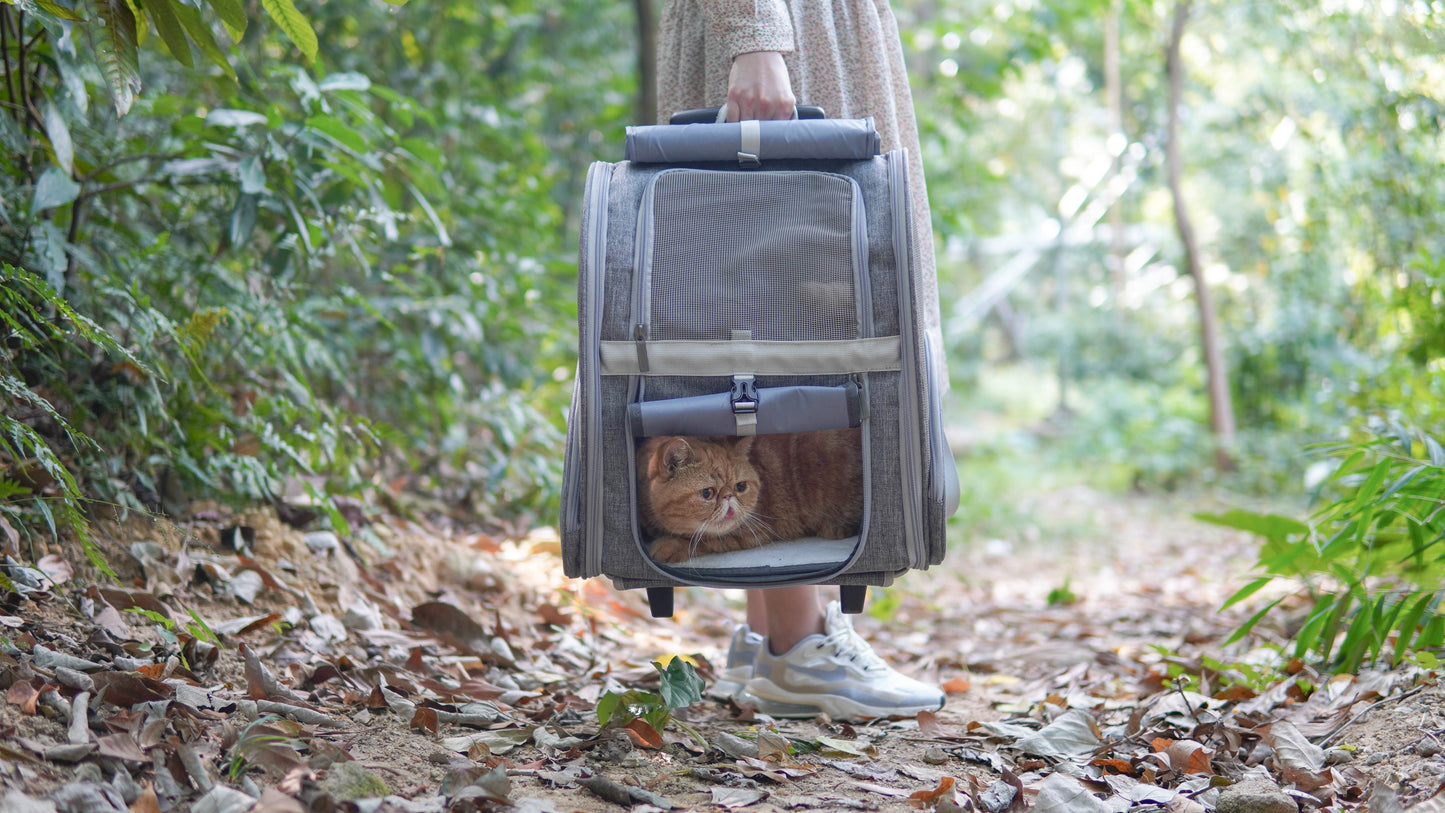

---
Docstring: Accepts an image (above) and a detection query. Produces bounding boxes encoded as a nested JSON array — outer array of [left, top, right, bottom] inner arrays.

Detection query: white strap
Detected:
[[738, 120, 761, 165], [734, 412, 757, 436]]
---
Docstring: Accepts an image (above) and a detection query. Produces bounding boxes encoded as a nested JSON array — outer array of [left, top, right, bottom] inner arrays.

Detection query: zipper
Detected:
[[851, 180, 873, 338], [888, 151, 926, 569], [582, 162, 615, 578]]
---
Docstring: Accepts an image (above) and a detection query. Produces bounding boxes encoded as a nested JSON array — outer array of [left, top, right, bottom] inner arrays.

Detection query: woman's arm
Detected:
[[700, 0, 796, 121]]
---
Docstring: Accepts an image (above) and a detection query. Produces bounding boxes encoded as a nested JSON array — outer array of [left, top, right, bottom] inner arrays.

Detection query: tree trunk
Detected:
[[1165, 0, 1237, 471], [635, 0, 658, 125]]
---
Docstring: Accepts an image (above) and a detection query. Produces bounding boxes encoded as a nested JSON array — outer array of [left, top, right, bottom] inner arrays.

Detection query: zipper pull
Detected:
[[634, 323, 650, 373]]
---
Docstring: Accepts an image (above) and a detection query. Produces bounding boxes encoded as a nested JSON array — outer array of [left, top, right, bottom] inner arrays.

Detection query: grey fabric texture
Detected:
[[561, 146, 956, 591], [630, 384, 859, 438], [625, 118, 880, 163]]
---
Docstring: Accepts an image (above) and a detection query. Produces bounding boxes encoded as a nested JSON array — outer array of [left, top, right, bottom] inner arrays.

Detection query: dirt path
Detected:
[[0, 486, 1437, 811]]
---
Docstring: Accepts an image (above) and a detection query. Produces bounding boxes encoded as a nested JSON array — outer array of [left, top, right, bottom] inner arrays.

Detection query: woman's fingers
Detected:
[[726, 51, 796, 122]]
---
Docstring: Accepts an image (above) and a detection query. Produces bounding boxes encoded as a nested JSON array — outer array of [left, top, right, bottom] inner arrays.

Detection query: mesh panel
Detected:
[[647, 170, 858, 342]]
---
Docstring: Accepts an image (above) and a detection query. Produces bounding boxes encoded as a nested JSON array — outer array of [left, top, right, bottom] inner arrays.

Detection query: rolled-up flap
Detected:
[[624, 119, 880, 164], [629, 383, 860, 438]]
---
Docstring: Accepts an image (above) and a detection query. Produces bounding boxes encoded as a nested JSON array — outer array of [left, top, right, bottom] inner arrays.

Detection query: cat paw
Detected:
[[649, 537, 692, 563]]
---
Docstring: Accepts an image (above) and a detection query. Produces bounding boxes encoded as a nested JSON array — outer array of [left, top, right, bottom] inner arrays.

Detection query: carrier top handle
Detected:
[[667, 105, 826, 125]]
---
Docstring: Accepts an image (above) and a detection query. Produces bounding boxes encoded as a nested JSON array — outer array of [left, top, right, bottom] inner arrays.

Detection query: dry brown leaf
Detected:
[[36, 554, 71, 586], [97, 733, 148, 763], [93, 672, 173, 707], [7, 679, 41, 714], [942, 677, 971, 694], [128, 786, 162, 813], [917, 710, 950, 738], [757, 730, 791, 761], [410, 602, 504, 662], [411, 707, 439, 734], [909, 776, 955, 806], [536, 603, 571, 627], [252, 788, 307, 813], [96, 587, 174, 621], [241, 643, 309, 704], [1091, 758, 1136, 775], [622, 718, 664, 749]]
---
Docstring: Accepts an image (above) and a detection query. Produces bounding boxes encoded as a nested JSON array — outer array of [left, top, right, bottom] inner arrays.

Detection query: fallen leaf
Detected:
[[1013, 709, 1104, 759], [6, 680, 41, 714], [757, 730, 790, 761], [942, 677, 971, 694], [96, 734, 148, 763], [909, 776, 955, 806], [251, 788, 307, 813], [917, 710, 950, 738], [92, 672, 173, 707], [711, 787, 768, 808], [1030, 772, 1112, 813], [411, 707, 439, 734], [128, 786, 161, 813], [622, 718, 664, 749], [36, 555, 71, 586]]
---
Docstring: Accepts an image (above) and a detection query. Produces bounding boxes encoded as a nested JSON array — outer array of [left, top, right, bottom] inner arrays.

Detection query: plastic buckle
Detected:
[[730, 375, 758, 414]]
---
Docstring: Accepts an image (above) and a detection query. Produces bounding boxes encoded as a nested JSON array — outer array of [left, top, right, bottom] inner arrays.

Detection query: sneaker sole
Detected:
[[740, 680, 943, 721]]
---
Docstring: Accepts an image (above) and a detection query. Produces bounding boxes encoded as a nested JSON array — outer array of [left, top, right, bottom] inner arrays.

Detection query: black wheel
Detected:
[[646, 587, 674, 618]]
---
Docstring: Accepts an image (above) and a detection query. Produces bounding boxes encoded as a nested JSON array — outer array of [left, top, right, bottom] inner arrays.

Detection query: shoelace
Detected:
[[821, 618, 889, 673]]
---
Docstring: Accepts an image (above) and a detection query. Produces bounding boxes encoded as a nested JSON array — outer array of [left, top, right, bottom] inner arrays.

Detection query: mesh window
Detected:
[[647, 170, 859, 342]]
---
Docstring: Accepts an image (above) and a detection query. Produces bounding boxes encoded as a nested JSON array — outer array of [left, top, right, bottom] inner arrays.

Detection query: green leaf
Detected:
[[319, 72, 371, 92], [43, 103, 73, 175], [143, 0, 193, 67], [259, 0, 317, 60], [1383, 466, 1429, 500], [203, 0, 247, 39], [93, 0, 142, 116], [1195, 509, 1309, 541], [172, 0, 237, 78], [32, 167, 80, 212], [1222, 576, 1273, 610], [34, 0, 84, 21], [654, 658, 703, 711], [238, 156, 268, 194], [206, 109, 268, 128], [305, 115, 367, 153], [228, 192, 258, 248], [1226, 594, 1286, 646], [595, 691, 621, 727]]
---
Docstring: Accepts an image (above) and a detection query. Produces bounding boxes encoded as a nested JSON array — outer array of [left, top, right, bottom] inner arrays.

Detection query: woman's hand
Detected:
[[726, 50, 796, 122]]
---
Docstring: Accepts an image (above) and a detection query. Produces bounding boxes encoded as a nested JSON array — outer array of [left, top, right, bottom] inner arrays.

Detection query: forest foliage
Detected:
[[2, 0, 1444, 670]]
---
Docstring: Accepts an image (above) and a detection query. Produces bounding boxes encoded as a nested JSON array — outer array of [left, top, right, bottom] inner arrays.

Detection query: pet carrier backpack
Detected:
[[560, 110, 958, 617]]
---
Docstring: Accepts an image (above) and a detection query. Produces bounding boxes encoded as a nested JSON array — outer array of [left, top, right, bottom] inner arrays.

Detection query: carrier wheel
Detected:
[[646, 587, 674, 618], [840, 585, 867, 614]]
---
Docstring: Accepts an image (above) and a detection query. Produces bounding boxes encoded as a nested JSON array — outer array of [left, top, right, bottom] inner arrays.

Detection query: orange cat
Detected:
[[635, 428, 864, 563]]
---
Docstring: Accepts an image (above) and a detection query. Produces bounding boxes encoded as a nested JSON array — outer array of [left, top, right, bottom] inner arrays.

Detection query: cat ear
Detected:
[[731, 436, 756, 456], [656, 437, 694, 478]]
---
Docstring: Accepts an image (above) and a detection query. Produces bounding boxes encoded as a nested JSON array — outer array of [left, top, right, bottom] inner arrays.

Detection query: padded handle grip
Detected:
[[668, 105, 826, 125]]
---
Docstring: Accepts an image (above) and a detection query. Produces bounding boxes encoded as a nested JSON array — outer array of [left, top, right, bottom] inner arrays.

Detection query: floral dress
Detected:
[[656, 0, 943, 353]]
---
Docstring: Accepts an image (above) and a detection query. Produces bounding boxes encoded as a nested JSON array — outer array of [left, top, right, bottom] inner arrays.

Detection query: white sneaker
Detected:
[[739, 602, 944, 721], [707, 624, 764, 701]]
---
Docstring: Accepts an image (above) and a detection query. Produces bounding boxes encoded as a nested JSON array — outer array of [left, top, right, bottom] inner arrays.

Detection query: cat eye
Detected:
[[700, 488, 715, 500], [735, 482, 748, 493]]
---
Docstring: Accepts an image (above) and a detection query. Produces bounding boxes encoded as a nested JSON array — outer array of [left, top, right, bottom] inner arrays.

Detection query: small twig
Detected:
[[1319, 684, 1426, 748]]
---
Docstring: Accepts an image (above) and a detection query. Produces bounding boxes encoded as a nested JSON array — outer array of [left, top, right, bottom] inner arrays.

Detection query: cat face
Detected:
[[638, 436, 761, 541]]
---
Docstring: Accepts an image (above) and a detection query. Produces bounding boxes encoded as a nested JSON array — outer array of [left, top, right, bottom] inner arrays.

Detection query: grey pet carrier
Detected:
[[560, 112, 958, 617]]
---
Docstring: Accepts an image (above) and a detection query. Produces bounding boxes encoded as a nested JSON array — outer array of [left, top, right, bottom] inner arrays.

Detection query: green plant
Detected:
[[226, 714, 305, 780], [596, 657, 705, 746], [1208, 422, 1445, 672]]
